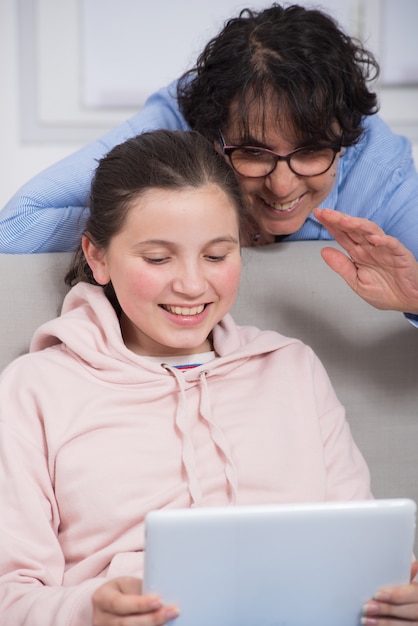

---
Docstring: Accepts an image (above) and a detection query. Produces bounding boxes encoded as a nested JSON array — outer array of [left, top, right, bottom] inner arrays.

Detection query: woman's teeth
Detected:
[[162, 304, 205, 316], [269, 197, 301, 212]]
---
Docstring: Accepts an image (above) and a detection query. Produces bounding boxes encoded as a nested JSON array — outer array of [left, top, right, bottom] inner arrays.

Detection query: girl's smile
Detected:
[[158, 302, 211, 326]]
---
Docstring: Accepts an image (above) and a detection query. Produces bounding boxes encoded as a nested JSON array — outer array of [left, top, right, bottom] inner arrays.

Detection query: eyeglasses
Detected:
[[218, 131, 341, 178]]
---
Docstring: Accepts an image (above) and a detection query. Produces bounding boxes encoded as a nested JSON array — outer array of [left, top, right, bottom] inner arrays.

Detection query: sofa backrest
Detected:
[[1, 242, 417, 549]]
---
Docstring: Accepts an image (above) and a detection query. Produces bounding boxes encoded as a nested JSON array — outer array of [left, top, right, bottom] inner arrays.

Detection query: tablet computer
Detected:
[[143, 498, 416, 626]]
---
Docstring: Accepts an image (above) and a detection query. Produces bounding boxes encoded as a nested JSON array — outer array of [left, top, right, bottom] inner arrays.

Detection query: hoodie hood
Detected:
[[30, 283, 298, 383]]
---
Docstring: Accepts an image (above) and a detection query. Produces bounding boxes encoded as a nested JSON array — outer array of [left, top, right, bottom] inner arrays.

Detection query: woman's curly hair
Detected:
[[177, 3, 379, 148]]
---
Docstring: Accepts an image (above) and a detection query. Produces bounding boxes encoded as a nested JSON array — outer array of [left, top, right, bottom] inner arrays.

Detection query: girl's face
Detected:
[[84, 184, 241, 357], [220, 102, 343, 242]]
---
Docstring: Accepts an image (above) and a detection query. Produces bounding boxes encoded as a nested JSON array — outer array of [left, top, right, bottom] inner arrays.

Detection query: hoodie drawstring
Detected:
[[162, 365, 238, 506], [163, 364, 203, 506], [199, 371, 238, 504]]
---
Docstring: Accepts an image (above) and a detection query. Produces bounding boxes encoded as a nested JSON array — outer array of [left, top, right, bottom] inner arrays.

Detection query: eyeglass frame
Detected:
[[217, 130, 342, 178]]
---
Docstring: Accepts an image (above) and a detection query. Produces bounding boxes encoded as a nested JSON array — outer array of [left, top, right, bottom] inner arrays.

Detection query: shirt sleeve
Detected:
[[404, 313, 418, 327], [0, 80, 188, 253], [374, 158, 418, 262]]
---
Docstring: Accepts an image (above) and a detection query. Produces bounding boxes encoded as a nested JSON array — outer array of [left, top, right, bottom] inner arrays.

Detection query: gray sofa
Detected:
[[1, 242, 417, 548]]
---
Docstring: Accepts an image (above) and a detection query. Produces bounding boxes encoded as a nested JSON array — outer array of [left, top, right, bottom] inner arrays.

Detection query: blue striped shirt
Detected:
[[2, 79, 418, 257]]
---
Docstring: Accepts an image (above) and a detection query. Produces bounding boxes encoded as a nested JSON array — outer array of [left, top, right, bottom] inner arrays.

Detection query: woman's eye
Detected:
[[242, 149, 265, 159], [206, 254, 226, 262]]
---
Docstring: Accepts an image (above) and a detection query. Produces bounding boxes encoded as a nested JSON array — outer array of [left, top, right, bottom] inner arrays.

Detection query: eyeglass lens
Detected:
[[229, 146, 337, 177]]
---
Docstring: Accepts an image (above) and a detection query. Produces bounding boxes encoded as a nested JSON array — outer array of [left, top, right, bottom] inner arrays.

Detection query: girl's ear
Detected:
[[82, 234, 111, 286]]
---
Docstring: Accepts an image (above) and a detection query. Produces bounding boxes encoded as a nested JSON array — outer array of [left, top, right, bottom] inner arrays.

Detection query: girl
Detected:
[[0, 130, 415, 625]]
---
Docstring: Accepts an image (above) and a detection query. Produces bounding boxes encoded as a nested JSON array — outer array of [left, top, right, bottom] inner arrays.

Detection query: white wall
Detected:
[[1, 0, 418, 210], [0, 0, 84, 208]]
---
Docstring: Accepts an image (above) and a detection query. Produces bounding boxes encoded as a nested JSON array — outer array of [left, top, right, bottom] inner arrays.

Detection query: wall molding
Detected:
[[17, 0, 418, 144], [17, 0, 135, 143]]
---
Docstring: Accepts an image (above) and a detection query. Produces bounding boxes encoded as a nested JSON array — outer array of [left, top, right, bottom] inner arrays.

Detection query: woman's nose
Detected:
[[264, 160, 298, 197]]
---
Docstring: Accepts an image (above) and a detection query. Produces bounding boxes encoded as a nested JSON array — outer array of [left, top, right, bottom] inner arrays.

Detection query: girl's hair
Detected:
[[65, 130, 244, 309], [177, 3, 379, 148]]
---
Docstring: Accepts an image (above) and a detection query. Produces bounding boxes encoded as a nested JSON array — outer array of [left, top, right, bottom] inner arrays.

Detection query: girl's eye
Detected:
[[143, 257, 169, 265], [206, 255, 226, 262]]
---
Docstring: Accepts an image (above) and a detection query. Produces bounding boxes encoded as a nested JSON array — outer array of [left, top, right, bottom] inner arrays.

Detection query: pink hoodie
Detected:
[[0, 283, 371, 625]]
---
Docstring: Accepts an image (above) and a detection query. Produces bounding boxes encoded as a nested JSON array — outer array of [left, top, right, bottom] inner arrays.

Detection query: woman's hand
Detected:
[[314, 208, 418, 314], [92, 577, 179, 626], [362, 561, 418, 624]]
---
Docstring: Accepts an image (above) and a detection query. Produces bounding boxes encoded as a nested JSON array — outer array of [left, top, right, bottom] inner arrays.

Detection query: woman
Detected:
[[0, 130, 416, 626], [1, 4, 418, 320]]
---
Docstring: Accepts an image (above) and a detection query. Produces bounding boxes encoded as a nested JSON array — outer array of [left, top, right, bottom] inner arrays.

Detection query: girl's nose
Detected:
[[172, 263, 207, 297]]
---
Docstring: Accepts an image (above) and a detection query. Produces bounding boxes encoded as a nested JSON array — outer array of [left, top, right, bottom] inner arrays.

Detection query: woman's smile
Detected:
[[259, 193, 305, 214]]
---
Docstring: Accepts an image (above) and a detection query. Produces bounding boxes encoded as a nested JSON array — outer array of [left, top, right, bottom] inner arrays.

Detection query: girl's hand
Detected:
[[314, 208, 418, 314], [92, 576, 179, 626], [362, 561, 418, 624]]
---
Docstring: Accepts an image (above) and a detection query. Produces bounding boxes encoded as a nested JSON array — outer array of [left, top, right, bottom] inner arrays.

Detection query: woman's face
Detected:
[[220, 102, 343, 242], [84, 184, 241, 357]]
